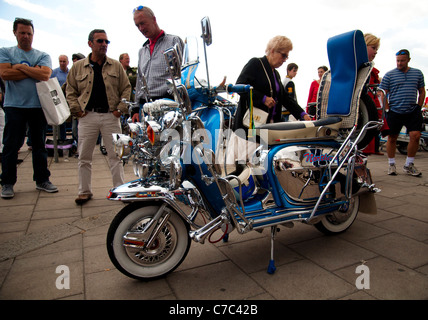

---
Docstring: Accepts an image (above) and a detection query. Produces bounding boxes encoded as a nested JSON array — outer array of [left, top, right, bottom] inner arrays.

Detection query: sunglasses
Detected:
[[133, 5, 144, 13], [277, 51, 289, 60], [95, 39, 110, 44], [396, 50, 409, 56]]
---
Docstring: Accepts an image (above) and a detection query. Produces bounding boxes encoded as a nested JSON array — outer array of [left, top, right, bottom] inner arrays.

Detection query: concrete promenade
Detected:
[[0, 145, 427, 301]]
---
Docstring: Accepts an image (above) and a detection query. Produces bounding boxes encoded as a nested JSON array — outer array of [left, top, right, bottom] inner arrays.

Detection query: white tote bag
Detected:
[[36, 77, 70, 126]]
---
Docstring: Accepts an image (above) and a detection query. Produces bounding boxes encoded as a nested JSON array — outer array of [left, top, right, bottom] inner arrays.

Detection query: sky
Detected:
[[1, 0, 428, 105]]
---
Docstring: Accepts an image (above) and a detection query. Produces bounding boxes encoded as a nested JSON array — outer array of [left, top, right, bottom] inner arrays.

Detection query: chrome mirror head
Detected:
[[175, 84, 192, 114], [164, 45, 182, 80], [201, 17, 212, 46]]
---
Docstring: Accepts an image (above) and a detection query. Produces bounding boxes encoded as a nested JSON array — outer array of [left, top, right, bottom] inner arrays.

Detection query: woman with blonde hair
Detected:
[[233, 35, 311, 131]]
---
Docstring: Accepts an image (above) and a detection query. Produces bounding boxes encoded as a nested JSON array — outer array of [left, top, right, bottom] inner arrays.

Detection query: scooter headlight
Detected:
[[112, 133, 133, 159]]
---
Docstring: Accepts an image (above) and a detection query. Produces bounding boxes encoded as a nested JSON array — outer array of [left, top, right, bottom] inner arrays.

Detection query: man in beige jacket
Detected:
[[66, 29, 131, 204]]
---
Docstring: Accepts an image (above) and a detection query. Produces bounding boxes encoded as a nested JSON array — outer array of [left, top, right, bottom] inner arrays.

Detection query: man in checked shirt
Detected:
[[132, 5, 184, 121]]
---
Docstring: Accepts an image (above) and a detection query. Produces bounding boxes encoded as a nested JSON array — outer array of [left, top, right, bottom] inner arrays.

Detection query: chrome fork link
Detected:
[[122, 203, 171, 249]]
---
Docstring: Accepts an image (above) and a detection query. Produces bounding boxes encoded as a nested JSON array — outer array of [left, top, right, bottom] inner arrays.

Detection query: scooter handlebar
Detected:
[[226, 84, 252, 94]]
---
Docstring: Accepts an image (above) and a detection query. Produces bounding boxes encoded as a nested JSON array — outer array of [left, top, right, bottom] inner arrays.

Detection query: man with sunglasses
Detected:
[[0, 18, 58, 199], [132, 6, 184, 120], [66, 29, 131, 204], [380, 49, 425, 176]]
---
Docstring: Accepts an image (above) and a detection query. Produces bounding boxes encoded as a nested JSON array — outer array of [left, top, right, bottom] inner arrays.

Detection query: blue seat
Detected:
[[326, 30, 369, 116]]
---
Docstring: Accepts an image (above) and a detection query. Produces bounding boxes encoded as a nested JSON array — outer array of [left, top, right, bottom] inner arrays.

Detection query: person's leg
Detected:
[[27, 108, 51, 184], [77, 112, 100, 196], [1, 108, 27, 186], [403, 108, 423, 176], [386, 134, 398, 160]]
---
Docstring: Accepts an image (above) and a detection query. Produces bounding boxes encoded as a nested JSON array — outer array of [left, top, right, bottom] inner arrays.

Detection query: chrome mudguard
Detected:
[[108, 180, 212, 229]]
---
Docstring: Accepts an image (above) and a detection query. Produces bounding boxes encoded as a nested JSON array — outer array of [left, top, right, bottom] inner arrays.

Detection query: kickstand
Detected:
[[267, 226, 277, 274]]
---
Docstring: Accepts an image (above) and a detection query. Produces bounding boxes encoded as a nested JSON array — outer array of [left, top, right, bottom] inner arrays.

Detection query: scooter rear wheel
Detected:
[[314, 195, 359, 235], [107, 203, 191, 281]]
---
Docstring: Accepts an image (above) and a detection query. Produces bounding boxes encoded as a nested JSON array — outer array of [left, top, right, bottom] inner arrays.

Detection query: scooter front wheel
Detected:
[[314, 195, 359, 235], [107, 203, 191, 281]]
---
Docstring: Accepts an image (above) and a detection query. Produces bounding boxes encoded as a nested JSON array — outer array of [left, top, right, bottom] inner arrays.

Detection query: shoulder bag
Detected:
[[242, 59, 271, 128], [36, 77, 71, 126]]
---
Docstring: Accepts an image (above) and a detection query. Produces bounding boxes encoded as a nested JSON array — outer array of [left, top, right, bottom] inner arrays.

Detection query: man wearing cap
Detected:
[[380, 49, 425, 176]]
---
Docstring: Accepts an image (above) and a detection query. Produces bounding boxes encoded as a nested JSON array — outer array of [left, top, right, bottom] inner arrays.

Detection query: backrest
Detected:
[[317, 30, 372, 129]]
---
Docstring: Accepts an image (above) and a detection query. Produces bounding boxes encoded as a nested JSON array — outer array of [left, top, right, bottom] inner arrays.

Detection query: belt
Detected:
[[86, 107, 109, 113]]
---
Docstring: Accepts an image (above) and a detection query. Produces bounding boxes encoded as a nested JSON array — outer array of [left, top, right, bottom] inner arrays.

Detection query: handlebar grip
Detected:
[[226, 84, 252, 93]]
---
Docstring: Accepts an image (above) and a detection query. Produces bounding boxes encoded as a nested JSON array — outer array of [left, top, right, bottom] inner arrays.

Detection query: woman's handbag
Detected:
[[36, 77, 70, 126], [243, 106, 268, 128]]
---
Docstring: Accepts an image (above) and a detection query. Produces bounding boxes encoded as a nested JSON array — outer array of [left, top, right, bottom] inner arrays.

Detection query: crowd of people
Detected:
[[0, 6, 425, 202]]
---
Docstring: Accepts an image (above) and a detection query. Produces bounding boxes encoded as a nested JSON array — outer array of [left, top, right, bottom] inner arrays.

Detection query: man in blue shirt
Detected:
[[51, 55, 69, 86], [0, 18, 58, 199], [51, 55, 69, 140], [380, 49, 425, 176]]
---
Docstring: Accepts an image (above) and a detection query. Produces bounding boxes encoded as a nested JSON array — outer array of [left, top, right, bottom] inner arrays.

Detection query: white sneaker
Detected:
[[403, 163, 422, 176], [388, 164, 397, 176]]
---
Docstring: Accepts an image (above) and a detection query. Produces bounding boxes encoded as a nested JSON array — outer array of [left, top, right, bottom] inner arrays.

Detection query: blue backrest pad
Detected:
[[326, 30, 368, 115]]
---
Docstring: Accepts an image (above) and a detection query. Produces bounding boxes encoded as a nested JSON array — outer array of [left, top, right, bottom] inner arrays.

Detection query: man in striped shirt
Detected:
[[132, 6, 184, 121], [380, 49, 425, 176]]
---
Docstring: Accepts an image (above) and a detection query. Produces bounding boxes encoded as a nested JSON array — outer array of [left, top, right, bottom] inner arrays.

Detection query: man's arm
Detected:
[[65, 67, 83, 116], [418, 87, 425, 107], [0, 63, 51, 81], [13, 64, 51, 81], [0, 63, 27, 81]]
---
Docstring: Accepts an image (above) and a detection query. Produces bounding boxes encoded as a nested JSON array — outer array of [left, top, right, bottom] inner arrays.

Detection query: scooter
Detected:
[[106, 18, 382, 280]]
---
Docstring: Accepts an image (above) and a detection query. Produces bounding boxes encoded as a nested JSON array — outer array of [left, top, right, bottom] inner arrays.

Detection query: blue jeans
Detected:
[[1, 107, 50, 185]]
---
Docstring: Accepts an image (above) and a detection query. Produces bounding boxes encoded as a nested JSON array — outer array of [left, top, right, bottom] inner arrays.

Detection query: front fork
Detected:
[[122, 203, 172, 249]]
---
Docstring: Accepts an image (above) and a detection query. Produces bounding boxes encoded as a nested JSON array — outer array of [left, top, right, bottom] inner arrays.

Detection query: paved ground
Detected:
[[0, 145, 427, 301]]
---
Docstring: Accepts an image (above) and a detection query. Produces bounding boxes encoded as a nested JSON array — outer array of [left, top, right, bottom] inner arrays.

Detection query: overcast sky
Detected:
[[1, 0, 427, 104]]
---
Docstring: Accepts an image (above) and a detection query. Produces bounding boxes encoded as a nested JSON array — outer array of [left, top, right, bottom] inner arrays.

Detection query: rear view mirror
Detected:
[[164, 44, 182, 80], [201, 17, 212, 46], [175, 84, 192, 114]]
